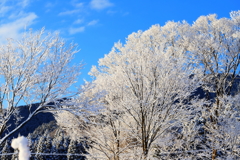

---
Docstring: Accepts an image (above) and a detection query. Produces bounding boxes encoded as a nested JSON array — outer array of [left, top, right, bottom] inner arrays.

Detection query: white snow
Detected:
[[11, 136, 31, 160]]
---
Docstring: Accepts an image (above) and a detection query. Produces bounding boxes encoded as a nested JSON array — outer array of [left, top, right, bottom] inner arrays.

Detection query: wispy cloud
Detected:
[[87, 20, 99, 26], [17, 0, 30, 8], [59, 9, 81, 16], [0, 6, 12, 16], [0, 0, 38, 43], [107, 10, 117, 15], [59, 0, 114, 34], [0, 0, 32, 19], [90, 0, 113, 10], [0, 1, 14, 17], [0, 12, 37, 42], [69, 26, 85, 34], [45, 2, 54, 8], [71, 1, 84, 8], [45, 2, 55, 12], [0, 0, 30, 13], [59, 0, 84, 16], [74, 19, 84, 24]]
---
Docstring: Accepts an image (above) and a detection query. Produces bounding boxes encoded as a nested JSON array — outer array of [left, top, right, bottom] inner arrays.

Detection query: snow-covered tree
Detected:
[[186, 11, 240, 105], [1, 139, 13, 160], [182, 11, 240, 159], [52, 132, 68, 160], [88, 23, 202, 159], [55, 110, 84, 140], [199, 94, 240, 159], [54, 10, 240, 159], [67, 139, 79, 160], [85, 112, 137, 160], [44, 135, 53, 160], [54, 81, 105, 140], [11, 149, 18, 160], [0, 28, 81, 145], [36, 131, 48, 160]]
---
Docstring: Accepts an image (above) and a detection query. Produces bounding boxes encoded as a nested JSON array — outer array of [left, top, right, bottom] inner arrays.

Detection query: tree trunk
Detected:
[[212, 149, 217, 159]]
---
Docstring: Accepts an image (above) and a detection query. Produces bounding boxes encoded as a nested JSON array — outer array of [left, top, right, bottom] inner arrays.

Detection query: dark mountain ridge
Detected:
[[3, 103, 56, 139]]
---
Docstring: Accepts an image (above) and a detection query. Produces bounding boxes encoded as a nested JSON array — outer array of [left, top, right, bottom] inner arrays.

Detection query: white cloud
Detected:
[[59, 1, 84, 16], [69, 26, 85, 34], [88, 20, 98, 26], [0, 0, 32, 19], [90, 0, 113, 10], [0, 0, 30, 13], [0, 6, 12, 16], [18, 0, 30, 8], [0, 1, 12, 17], [45, 2, 55, 12], [0, 0, 38, 44], [70, 0, 84, 7], [74, 19, 84, 24], [72, 2, 84, 8], [59, 9, 81, 16], [75, 2, 84, 8], [45, 2, 54, 8], [123, 12, 129, 16], [0, 12, 37, 42], [107, 10, 117, 15]]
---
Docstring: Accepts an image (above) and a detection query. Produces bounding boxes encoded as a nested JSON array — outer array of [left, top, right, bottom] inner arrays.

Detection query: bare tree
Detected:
[[0, 28, 81, 145]]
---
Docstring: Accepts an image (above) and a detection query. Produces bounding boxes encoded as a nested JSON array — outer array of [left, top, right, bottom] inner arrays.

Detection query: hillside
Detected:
[[3, 103, 56, 139]]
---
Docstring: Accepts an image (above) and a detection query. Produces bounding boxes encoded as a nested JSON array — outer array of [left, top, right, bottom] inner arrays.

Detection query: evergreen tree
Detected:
[[11, 149, 18, 160], [67, 139, 78, 160], [45, 135, 53, 160], [51, 139, 58, 160], [27, 133, 34, 159], [1, 140, 13, 160], [31, 138, 39, 160], [36, 131, 48, 160], [53, 132, 65, 160], [63, 136, 70, 152], [77, 141, 87, 160], [68, 139, 87, 160]]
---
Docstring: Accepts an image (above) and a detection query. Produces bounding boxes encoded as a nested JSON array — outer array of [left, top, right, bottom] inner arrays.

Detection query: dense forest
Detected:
[[0, 11, 240, 159]]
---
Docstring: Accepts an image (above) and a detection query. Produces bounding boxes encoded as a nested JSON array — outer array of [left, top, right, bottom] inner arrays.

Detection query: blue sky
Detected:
[[0, 0, 239, 84]]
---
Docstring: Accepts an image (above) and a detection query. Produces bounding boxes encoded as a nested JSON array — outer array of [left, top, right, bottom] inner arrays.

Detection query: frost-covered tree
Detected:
[[67, 139, 81, 160], [182, 11, 240, 159], [85, 112, 137, 160], [202, 94, 240, 159], [67, 139, 76, 160], [1, 139, 13, 160], [88, 23, 202, 158], [55, 110, 84, 139], [186, 11, 240, 106], [36, 131, 48, 160], [52, 132, 69, 160], [54, 81, 105, 140], [54, 10, 240, 159], [0, 28, 81, 145], [11, 149, 18, 160], [44, 135, 53, 160]]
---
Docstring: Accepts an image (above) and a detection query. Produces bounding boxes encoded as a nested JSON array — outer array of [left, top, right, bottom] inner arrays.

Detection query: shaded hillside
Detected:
[[3, 103, 56, 139], [193, 75, 240, 100]]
